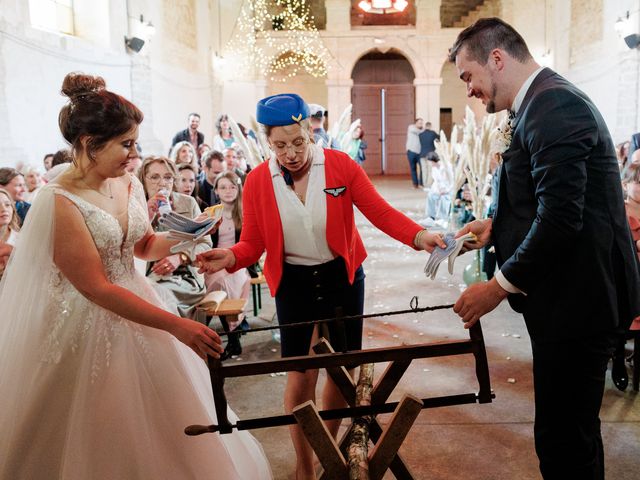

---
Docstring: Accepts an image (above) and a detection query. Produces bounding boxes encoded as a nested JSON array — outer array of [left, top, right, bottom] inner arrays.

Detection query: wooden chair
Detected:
[[250, 273, 266, 317]]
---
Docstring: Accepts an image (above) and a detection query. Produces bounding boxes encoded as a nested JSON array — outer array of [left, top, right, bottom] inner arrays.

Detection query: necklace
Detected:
[[80, 178, 113, 199]]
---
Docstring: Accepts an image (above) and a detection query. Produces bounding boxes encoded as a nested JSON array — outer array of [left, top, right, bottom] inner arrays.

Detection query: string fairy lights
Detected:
[[223, 0, 330, 82]]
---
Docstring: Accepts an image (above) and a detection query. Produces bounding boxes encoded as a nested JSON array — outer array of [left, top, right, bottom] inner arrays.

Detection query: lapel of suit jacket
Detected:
[[510, 68, 556, 131]]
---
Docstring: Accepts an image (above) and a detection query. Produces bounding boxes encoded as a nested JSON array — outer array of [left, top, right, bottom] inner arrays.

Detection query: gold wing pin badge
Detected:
[[291, 113, 303, 123]]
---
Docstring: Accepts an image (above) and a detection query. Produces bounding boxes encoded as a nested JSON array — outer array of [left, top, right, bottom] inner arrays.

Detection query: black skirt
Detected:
[[275, 257, 365, 358]]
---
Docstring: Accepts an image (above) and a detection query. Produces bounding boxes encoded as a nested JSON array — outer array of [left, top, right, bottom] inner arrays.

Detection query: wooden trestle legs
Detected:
[[186, 321, 495, 479]]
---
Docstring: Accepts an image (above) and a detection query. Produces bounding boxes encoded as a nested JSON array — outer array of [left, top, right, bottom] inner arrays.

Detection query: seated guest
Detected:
[[0, 188, 20, 279], [204, 171, 251, 360], [610, 162, 640, 390], [42, 153, 54, 172], [22, 165, 44, 202], [211, 114, 235, 152], [43, 148, 73, 183], [198, 150, 226, 208], [308, 103, 340, 149], [198, 143, 212, 160], [138, 156, 212, 320], [419, 152, 452, 227], [0, 168, 29, 224], [624, 163, 640, 329], [236, 148, 252, 175], [345, 124, 367, 166], [177, 163, 206, 210], [223, 147, 247, 184], [125, 143, 143, 175], [170, 140, 199, 172]]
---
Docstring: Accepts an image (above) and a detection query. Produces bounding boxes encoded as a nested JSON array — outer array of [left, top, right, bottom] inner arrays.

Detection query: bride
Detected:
[[0, 73, 272, 479]]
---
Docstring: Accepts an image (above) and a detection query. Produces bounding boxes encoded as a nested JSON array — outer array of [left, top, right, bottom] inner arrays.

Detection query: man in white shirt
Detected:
[[405, 118, 423, 188]]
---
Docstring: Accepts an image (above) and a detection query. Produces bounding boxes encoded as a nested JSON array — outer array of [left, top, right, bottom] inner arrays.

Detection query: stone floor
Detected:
[[219, 176, 640, 480]]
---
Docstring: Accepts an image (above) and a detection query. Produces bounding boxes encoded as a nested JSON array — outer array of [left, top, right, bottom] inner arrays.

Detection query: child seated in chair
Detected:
[[204, 171, 251, 360]]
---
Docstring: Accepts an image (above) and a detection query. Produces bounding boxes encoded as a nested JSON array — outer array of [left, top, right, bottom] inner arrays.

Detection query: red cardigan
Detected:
[[229, 149, 424, 296]]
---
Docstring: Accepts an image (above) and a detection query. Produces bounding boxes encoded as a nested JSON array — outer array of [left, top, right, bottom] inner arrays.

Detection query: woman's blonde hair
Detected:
[[169, 141, 198, 170], [213, 171, 243, 230], [0, 188, 21, 239], [138, 156, 177, 199]]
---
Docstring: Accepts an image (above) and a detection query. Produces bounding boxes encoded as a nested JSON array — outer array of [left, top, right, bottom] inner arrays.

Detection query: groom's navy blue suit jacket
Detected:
[[493, 68, 640, 340]]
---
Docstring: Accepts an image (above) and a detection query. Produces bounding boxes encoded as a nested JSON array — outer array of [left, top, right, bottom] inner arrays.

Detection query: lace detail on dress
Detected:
[[40, 179, 153, 375]]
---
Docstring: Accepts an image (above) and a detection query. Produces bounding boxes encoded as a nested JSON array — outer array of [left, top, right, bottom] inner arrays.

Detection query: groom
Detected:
[[449, 18, 640, 478]]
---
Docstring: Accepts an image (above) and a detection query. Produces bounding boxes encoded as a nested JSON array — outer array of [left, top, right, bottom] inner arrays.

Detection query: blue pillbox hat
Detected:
[[256, 93, 310, 126]]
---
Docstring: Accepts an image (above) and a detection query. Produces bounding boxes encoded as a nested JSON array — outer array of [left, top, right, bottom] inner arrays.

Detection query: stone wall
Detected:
[[0, 0, 218, 168]]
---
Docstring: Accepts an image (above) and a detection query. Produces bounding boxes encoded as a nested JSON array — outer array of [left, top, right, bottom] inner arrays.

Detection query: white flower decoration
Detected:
[[492, 115, 513, 156]]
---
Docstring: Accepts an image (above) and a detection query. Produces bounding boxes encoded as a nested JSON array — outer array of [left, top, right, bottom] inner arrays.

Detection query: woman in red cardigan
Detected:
[[197, 93, 444, 480]]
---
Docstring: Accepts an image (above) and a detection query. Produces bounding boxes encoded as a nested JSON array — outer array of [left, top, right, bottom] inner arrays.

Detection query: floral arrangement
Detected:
[[434, 124, 466, 196], [460, 106, 497, 221]]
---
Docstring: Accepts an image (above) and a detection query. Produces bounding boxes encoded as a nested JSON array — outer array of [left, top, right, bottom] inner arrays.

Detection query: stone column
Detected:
[[326, 78, 353, 128], [414, 77, 442, 130], [129, 54, 164, 155], [325, 0, 351, 32], [416, 0, 442, 32]]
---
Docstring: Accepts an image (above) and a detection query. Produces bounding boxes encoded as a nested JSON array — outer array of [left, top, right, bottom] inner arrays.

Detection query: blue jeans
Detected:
[[406, 151, 422, 187]]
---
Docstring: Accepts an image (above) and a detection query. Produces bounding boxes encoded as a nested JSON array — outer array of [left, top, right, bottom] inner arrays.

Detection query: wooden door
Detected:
[[440, 108, 453, 140], [385, 84, 414, 175], [352, 85, 415, 176], [352, 85, 383, 175], [351, 51, 415, 177]]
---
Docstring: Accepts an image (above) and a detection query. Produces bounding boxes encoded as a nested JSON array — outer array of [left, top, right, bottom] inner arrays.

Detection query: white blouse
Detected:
[[269, 144, 336, 266], [6, 230, 18, 246]]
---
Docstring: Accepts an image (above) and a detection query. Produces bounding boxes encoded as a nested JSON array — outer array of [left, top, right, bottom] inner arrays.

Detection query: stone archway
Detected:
[[351, 49, 416, 176]]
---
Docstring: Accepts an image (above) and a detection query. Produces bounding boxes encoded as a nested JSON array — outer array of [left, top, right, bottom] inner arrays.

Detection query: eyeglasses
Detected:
[[146, 174, 175, 184], [271, 138, 308, 156]]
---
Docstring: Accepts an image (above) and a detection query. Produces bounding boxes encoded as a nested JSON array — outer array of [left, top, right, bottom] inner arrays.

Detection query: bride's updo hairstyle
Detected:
[[58, 72, 144, 162]]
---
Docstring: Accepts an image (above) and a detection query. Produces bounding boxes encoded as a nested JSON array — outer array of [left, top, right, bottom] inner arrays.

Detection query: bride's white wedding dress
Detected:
[[0, 178, 272, 479]]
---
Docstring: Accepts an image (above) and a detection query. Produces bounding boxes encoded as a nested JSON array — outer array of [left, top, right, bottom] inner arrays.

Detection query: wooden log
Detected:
[[292, 400, 346, 478], [348, 363, 374, 480], [368, 394, 423, 480]]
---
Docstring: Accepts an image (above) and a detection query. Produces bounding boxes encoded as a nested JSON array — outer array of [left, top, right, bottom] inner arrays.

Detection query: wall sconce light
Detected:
[[212, 51, 226, 69], [139, 14, 156, 39], [124, 36, 145, 53], [624, 34, 640, 49], [615, 11, 631, 36]]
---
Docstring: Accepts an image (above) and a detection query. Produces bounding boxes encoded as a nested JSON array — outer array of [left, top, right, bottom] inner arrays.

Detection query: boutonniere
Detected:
[[492, 114, 513, 162]]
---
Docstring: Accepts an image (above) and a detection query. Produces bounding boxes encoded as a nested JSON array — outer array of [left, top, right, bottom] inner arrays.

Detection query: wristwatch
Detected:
[[178, 252, 191, 266]]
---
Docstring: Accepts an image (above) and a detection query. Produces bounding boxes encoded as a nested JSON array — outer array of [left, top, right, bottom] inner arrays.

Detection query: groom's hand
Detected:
[[456, 218, 492, 253], [454, 277, 508, 328]]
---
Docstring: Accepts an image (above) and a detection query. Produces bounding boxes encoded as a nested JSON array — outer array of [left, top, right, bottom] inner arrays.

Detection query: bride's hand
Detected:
[[171, 318, 223, 360], [195, 248, 236, 273], [152, 254, 181, 276]]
